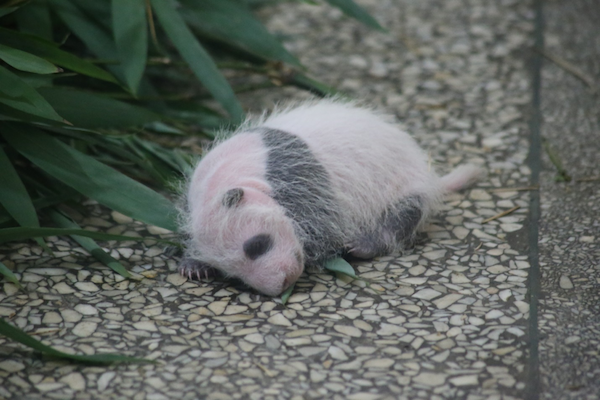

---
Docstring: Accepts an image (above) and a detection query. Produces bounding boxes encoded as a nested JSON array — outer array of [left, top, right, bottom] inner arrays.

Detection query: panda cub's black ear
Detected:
[[222, 188, 244, 208]]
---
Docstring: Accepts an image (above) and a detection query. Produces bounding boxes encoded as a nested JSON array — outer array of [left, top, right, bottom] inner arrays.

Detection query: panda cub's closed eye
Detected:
[[243, 234, 273, 260]]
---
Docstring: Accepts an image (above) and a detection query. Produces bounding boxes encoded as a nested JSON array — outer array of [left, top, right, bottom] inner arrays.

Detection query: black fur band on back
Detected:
[[250, 127, 345, 265]]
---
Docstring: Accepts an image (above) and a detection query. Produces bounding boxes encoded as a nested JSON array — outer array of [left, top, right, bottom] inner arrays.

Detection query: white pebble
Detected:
[[132, 321, 157, 331], [333, 324, 362, 337], [74, 282, 100, 292], [559, 275, 573, 289], [485, 309, 504, 319], [413, 372, 446, 386], [433, 294, 463, 309], [449, 375, 478, 386], [268, 313, 292, 327], [565, 336, 580, 345], [53, 282, 75, 294], [59, 372, 85, 391], [0, 360, 25, 372], [72, 322, 97, 337], [97, 372, 115, 392], [413, 289, 442, 300], [74, 304, 98, 316], [499, 289, 512, 301]]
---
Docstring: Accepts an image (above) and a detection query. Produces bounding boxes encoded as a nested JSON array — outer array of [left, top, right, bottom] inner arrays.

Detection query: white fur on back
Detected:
[[261, 99, 443, 234]]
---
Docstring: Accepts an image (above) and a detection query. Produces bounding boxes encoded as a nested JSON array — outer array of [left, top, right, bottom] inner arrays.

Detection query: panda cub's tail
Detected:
[[440, 164, 485, 193]]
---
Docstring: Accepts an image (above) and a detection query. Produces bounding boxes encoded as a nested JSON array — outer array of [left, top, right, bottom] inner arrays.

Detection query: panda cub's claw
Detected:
[[179, 258, 220, 281]]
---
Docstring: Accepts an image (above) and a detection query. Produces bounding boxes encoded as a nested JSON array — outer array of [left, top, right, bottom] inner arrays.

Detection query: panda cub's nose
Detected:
[[243, 234, 273, 260]]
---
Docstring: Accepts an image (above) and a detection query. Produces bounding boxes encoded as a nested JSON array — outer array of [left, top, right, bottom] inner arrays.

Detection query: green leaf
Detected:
[[12, 70, 61, 89], [280, 282, 295, 305], [291, 73, 345, 97], [111, 0, 148, 94], [0, 226, 176, 245], [0, 261, 22, 288], [1, 123, 179, 232], [46, 126, 189, 182], [0, 318, 153, 364], [0, 7, 18, 18], [37, 87, 161, 129], [49, 210, 131, 278], [47, 126, 168, 179], [324, 0, 385, 31], [51, 0, 126, 83], [0, 102, 67, 126], [0, 191, 78, 226], [0, 65, 64, 122], [324, 257, 357, 278], [164, 101, 229, 131], [0, 43, 60, 74], [181, 0, 301, 67], [122, 136, 177, 185], [144, 121, 185, 136], [14, 0, 52, 40], [51, 0, 115, 59], [0, 27, 117, 83], [150, 0, 244, 121], [0, 145, 51, 252], [0, 146, 40, 228]]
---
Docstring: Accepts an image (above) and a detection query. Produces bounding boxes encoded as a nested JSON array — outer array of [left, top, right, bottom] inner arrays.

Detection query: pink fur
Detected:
[[440, 164, 486, 193]]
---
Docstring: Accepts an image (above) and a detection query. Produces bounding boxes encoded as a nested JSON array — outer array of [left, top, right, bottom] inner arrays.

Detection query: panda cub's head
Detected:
[[190, 186, 304, 296]]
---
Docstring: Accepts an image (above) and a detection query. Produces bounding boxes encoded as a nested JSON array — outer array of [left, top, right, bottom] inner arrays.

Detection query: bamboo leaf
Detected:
[[0, 145, 51, 252], [49, 210, 131, 278], [0, 146, 40, 228], [111, 0, 148, 94], [37, 87, 161, 129], [0, 192, 78, 226], [122, 136, 174, 185], [280, 282, 295, 305], [0, 318, 153, 364], [0, 27, 118, 83], [144, 121, 185, 136], [13, 0, 53, 40], [181, 0, 301, 67], [0, 226, 176, 245], [0, 261, 21, 288], [164, 101, 229, 131], [323, 257, 357, 278], [45, 126, 170, 180], [0, 65, 64, 122], [51, 0, 116, 59], [291, 72, 345, 97], [150, 0, 244, 121], [1, 123, 179, 232], [0, 43, 60, 74], [324, 0, 385, 31], [0, 8, 18, 18], [51, 0, 126, 83]]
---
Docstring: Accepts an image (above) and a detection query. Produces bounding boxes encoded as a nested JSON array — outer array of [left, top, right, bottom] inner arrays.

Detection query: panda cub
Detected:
[[179, 99, 483, 296]]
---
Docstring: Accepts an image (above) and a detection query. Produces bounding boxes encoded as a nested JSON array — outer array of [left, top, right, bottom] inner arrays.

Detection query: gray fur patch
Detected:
[[222, 188, 244, 208], [348, 196, 423, 259], [254, 128, 344, 265]]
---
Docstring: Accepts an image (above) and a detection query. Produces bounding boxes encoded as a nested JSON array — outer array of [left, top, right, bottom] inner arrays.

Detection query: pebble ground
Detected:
[[1, 0, 597, 399]]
